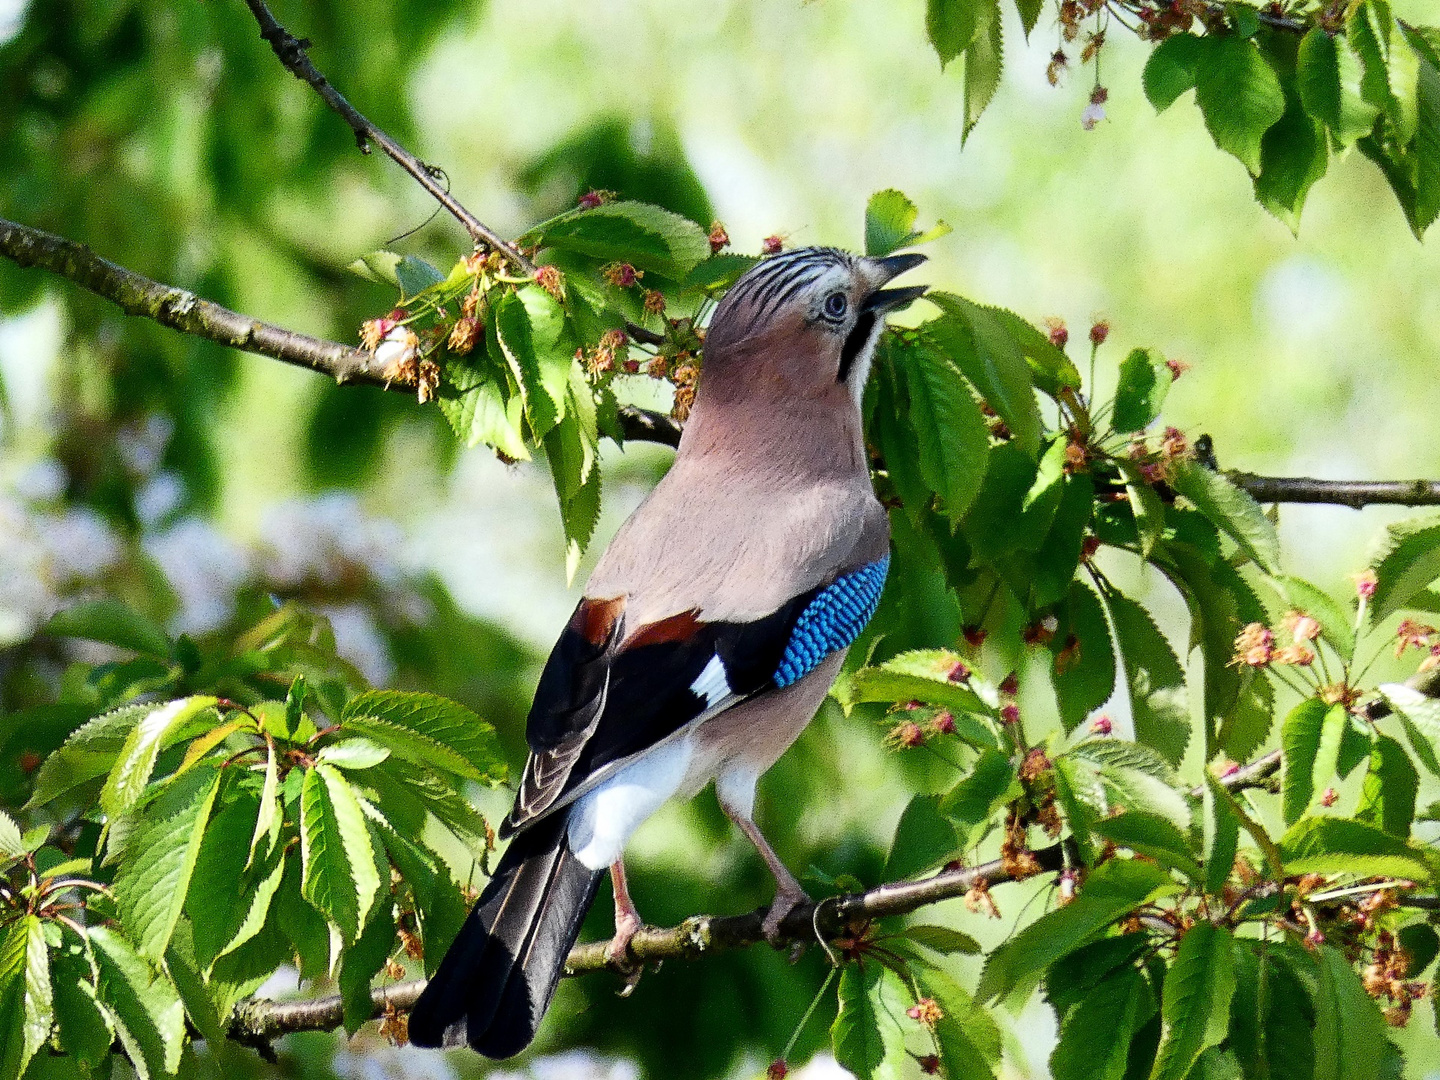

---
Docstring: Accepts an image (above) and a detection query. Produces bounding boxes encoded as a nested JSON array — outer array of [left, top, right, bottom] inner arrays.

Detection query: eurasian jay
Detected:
[[408, 246, 927, 1057]]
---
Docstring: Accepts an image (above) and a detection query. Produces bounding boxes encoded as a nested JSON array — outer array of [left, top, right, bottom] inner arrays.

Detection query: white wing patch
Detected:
[[690, 654, 732, 708]]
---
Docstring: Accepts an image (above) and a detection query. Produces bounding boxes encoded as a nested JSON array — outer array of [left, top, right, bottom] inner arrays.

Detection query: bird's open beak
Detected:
[[863, 252, 928, 314]]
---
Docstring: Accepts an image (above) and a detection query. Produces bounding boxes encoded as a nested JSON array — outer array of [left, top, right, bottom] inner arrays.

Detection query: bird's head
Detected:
[[702, 247, 927, 406]]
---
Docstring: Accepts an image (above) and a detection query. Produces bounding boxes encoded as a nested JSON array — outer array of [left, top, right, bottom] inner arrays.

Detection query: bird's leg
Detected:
[[719, 800, 811, 944], [604, 858, 644, 970]]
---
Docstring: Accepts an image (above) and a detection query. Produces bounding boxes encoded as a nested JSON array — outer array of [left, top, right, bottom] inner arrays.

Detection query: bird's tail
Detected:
[[407, 810, 603, 1057]]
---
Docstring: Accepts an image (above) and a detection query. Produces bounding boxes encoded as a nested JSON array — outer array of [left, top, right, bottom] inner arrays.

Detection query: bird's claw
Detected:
[[604, 910, 644, 976], [762, 888, 810, 945]]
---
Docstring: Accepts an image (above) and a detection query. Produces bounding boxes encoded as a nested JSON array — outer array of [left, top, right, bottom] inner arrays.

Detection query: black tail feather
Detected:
[[408, 811, 603, 1056]]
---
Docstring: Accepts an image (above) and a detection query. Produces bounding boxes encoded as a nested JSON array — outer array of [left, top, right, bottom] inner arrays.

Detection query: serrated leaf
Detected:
[[0, 811, 22, 862], [1201, 775, 1239, 894], [113, 764, 221, 961], [0, 917, 43, 1080], [920, 967, 1001, 1078], [1274, 575, 1355, 663], [1298, 27, 1381, 148], [885, 794, 959, 880], [494, 288, 568, 439], [187, 792, 287, 970], [1112, 348, 1172, 432], [1381, 683, 1440, 774], [1090, 811, 1201, 881], [1254, 32, 1332, 232], [1351, 0, 1420, 146], [1230, 940, 1315, 1080], [888, 334, 991, 522], [1050, 965, 1155, 1080], [681, 253, 758, 293], [905, 925, 982, 955], [1280, 816, 1430, 878], [832, 963, 885, 1080], [1107, 590, 1190, 767], [963, 0, 1004, 142], [1115, 459, 1166, 558], [978, 859, 1172, 1003], [525, 200, 711, 278], [1145, 32, 1204, 111], [927, 292, 1041, 458], [248, 742, 281, 868], [986, 307, 1083, 394], [852, 652, 992, 729], [436, 356, 530, 459], [50, 935, 113, 1067], [99, 696, 219, 821], [1367, 515, 1440, 622], [926, 0, 982, 67], [315, 738, 390, 770], [1282, 699, 1334, 824], [1068, 739, 1190, 825], [1053, 580, 1117, 733], [27, 703, 155, 809], [45, 600, 172, 658], [1152, 923, 1236, 1080], [1312, 943, 1391, 1080], [339, 900, 395, 1034], [864, 189, 950, 256], [300, 765, 382, 944], [341, 690, 505, 783], [1168, 460, 1280, 574], [1357, 734, 1418, 838], [1195, 34, 1287, 175], [940, 749, 1016, 830], [90, 927, 185, 1080]]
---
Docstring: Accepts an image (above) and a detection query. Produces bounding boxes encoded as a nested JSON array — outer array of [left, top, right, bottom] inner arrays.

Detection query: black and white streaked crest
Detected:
[[720, 247, 856, 323]]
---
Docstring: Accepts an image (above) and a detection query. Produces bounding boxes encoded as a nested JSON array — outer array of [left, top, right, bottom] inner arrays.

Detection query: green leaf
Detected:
[[986, 307, 1083, 394], [494, 287, 569, 439], [832, 963, 885, 1080], [26, 703, 152, 809], [864, 189, 951, 256], [1043, 933, 1152, 1017], [1312, 943, 1392, 1080], [1152, 923, 1237, 1080], [1298, 27, 1382, 148], [341, 690, 505, 783], [940, 749, 1016, 830], [112, 764, 222, 961], [927, 292, 1041, 458], [45, 600, 172, 658], [1090, 811, 1201, 881], [1050, 966, 1156, 1080], [300, 764, 383, 944], [0, 916, 46, 1080], [346, 251, 443, 298], [978, 859, 1173, 1003], [437, 356, 530, 459], [1202, 775, 1240, 894], [852, 652, 992, 728], [926, 0, 981, 67], [1397, 923, 1439, 977], [99, 696, 219, 821], [1068, 739, 1190, 827], [0, 811, 22, 862], [187, 792, 287, 970], [90, 927, 185, 1080], [885, 795, 959, 880], [1053, 581, 1116, 733], [1113, 459, 1166, 559], [1107, 590, 1190, 768], [1282, 698, 1333, 824], [1144, 33, 1204, 111], [248, 742, 281, 868], [1014, 0, 1043, 37], [1367, 514, 1440, 622], [1112, 348, 1172, 432], [1351, 0, 1420, 146], [546, 360, 604, 580], [1229, 941, 1315, 1080], [919, 968, 1001, 1080], [1167, 460, 1280, 574], [1356, 734, 1418, 838], [1254, 33, 1331, 232], [525, 200, 711, 278], [1195, 33, 1287, 175], [681, 253, 758, 294], [905, 925, 982, 956], [1279, 816, 1430, 878], [888, 334, 992, 522], [1274, 575, 1355, 663], [339, 901, 395, 1034], [1381, 682, 1440, 775], [50, 934, 113, 1068], [962, 0, 1004, 142], [315, 738, 390, 771]]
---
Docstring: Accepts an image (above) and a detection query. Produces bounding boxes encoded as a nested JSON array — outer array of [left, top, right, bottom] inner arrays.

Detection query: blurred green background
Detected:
[[1, 0, 1437, 1078]]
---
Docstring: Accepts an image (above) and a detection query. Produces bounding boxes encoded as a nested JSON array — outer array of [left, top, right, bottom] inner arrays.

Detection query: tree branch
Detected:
[[1224, 473, 1440, 509], [238, 0, 535, 277], [0, 217, 394, 388]]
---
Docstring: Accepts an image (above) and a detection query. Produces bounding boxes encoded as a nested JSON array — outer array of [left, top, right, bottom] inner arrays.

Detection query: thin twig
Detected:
[[1224, 473, 1440, 509], [0, 217, 391, 388], [238, 0, 535, 277]]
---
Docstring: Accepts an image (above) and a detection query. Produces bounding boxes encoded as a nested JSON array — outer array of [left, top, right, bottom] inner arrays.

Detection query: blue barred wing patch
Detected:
[[773, 556, 890, 688]]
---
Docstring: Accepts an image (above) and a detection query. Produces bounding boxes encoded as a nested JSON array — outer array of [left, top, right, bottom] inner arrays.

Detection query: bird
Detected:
[[407, 246, 927, 1057]]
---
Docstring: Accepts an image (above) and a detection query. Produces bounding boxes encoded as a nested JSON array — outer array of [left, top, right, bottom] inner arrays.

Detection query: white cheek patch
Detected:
[[690, 654, 732, 709]]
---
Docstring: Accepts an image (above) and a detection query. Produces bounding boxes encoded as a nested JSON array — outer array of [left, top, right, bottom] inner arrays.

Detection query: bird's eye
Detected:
[[823, 292, 848, 320]]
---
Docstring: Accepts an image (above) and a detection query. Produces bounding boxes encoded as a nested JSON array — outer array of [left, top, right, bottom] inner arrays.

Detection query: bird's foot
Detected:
[[762, 886, 810, 945], [604, 909, 644, 984]]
